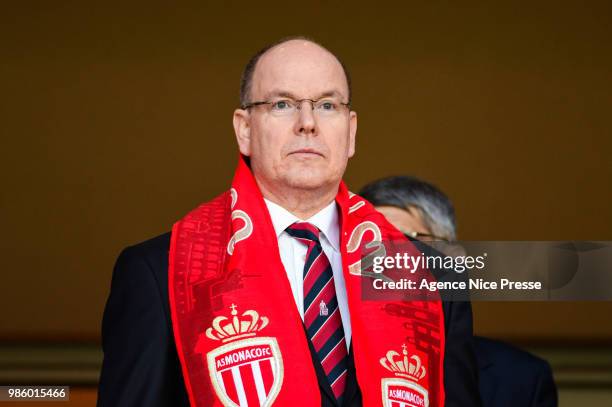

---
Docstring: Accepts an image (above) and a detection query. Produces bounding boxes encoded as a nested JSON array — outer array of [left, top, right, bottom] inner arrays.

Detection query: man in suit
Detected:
[[359, 175, 558, 407], [476, 337, 557, 407], [98, 38, 480, 406]]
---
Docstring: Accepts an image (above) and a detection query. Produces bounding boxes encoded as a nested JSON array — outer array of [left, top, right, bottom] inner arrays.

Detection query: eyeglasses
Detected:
[[241, 98, 350, 117], [403, 231, 450, 242]]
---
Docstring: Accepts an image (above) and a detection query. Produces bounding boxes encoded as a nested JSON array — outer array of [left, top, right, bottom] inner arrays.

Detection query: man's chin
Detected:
[[284, 172, 331, 191]]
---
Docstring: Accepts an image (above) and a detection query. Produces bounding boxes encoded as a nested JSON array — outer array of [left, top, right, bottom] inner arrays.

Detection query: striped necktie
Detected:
[[285, 222, 348, 403]]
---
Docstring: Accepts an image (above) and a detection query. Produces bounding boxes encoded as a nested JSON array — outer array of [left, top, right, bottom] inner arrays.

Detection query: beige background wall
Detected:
[[1, 1, 611, 342]]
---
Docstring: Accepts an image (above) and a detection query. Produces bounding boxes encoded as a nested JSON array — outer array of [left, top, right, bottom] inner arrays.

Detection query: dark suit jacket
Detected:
[[98, 232, 481, 406], [476, 337, 557, 407]]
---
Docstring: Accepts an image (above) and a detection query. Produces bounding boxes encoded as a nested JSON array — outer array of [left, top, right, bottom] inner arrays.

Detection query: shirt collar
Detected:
[[264, 198, 340, 252]]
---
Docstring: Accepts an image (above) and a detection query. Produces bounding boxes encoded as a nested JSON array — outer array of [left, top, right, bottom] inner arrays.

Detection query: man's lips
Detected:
[[289, 148, 324, 157]]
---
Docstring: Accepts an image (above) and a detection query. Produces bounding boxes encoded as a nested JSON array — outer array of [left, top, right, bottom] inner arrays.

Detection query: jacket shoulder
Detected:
[[120, 232, 171, 262], [117, 232, 171, 280], [475, 336, 551, 370]]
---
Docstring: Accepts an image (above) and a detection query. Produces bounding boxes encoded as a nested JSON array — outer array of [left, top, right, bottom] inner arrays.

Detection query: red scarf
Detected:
[[169, 157, 445, 406]]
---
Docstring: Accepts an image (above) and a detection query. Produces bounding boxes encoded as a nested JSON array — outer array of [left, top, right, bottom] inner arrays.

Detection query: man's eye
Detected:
[[319, 101, 336, 110], [272, 100, 292, 110]]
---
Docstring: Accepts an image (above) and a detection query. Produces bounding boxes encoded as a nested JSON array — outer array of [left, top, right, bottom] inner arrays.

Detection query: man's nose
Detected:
[[295, 100, 317, 135]]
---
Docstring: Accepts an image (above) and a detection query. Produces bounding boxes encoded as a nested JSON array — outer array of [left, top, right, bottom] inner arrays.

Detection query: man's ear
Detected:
[[233, 109, 251, 156], [348, 110, 357, 158]]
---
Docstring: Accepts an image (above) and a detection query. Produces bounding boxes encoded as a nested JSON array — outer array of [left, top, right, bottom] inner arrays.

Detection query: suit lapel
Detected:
[[342, 342, 360, 406]]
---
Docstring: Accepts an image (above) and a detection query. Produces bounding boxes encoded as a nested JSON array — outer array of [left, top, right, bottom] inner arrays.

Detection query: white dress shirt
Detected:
[[264, 198, 352, 346]]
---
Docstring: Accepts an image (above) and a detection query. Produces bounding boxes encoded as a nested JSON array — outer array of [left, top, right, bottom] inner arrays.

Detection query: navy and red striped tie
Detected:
[[285, 222, 348, 403]]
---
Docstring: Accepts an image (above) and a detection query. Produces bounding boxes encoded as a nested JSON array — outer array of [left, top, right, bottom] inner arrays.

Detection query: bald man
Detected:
[[98, 38, 480, 407]]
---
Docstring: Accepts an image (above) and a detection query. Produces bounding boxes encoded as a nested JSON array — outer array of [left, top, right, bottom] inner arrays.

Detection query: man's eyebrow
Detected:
[[262, 89, 346, 100], [263, 90, 299, 100], [315, 90, 344, 99]]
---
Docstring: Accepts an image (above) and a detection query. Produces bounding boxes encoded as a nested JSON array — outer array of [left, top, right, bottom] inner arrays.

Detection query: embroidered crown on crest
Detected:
[[206, 304, 269, 343], [380, 344, 427, 382]]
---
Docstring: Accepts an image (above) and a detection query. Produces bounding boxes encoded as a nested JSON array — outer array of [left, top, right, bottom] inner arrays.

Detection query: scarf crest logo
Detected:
[[205, 304, 283, 407], [380, 344, 429, 407]]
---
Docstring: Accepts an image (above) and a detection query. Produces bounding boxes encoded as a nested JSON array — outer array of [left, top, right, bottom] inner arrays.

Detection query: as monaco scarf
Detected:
[[169, 156, 445, 406]]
